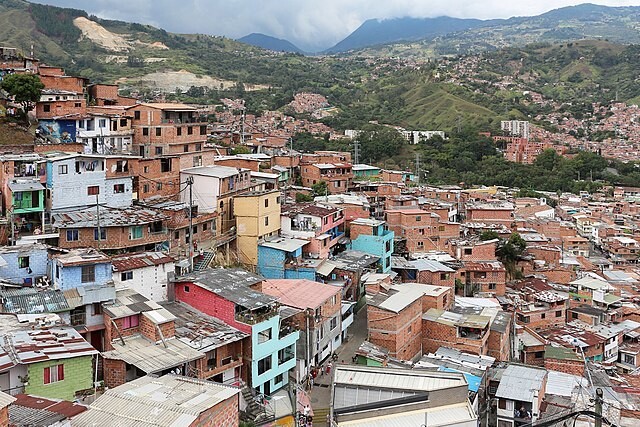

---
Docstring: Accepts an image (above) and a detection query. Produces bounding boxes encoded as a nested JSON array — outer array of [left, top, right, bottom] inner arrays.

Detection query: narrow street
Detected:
[[307, 306, 368, 426]]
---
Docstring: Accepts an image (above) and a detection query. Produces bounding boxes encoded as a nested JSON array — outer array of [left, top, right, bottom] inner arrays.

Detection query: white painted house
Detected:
[[42, 154, 133, 212], [111, 252, 176, 302]]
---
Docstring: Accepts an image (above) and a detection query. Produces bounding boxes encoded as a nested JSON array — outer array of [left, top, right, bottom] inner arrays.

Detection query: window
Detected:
[[330, 316, 338, 330], [556, 310, 562, 317], [521, 316, 530, 324], [275, 373, 283, 384], [541, 313, 546, 319], [129, 226, 143, 240], [571, 312, 578, 319], [264, 199, 269, 208], [142, 127, 149, 136], [160, 158, 172, 172], [200, 125, 207, 135], [535, 351, 545, 358], [464, 248, 473, 255], [87, 186, 100, 196], [207, 350, 217, 368], [416, 216, 421, 221], [417, 241, 424, 248], [498, 399, 506, 410], [258, 328, 272, 344], [43, 104, 51, 112], [43, 364, 64, 384], [122, 315, 139, 329], [120, 118, 127, 127], [264, 216, 269, 227], [94, 228, 107, 241], [121, 271, 133, 281], [440, 273, 449, 280], [439, 225, 445, 231], [488, 283, 496, 290], [177, 127, 182, 136], [93, 303, 102, 316], [187, 126, 193, 135], [155, 146, 163, 155], [330, 295, 337, 305], [195, 143, 202, 151], [193, 156, 202, 167], [624, 354, 635, 365], [143, 166, 149, 173], [66, 229, 79, 241], [134, 111, 141, 120], [258, 356, 272, 375], [143, 184, 150, 193], [155, 128, 162, 137], [115, 161, 128, 173], [156, 183, 163, 191], [113, 184, 125, 194], [81, 265, 95, 283], [58, 164, 68, 174], [99, 119, 106, 128], [203, 222, 209, 231], [183, 144, 189, 153], [174, 230, 180, 240], [184, 285, 190, 293], [16, 256, 30, 269]]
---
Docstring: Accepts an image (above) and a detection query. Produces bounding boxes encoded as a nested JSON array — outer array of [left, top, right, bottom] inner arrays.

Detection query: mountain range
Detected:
[[237, 33, 303, 54], [324, 3, 640, 54]]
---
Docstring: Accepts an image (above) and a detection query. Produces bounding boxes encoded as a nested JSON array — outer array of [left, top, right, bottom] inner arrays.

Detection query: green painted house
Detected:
[[0, 315, 97, 400], [8, 179, 45, 235]]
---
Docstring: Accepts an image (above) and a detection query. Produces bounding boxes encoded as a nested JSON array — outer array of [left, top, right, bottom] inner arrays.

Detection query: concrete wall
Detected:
[[0, 245, 48, 284], [113, 263, 173, 302], [54, 261, 112, 291]]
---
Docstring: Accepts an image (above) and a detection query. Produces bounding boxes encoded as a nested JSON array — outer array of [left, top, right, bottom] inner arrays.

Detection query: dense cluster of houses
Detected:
[[2, 47, 640, 426]]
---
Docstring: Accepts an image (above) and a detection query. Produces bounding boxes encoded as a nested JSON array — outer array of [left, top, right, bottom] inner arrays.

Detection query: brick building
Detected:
[[52, 206, 169, 253], [300, 163, 353, 194], [385, 208, 460, 254], [457, 261, 507, 296]]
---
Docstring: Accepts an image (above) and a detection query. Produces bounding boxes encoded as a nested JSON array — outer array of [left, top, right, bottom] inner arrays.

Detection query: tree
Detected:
[[480, 230, 499, 241], [295, 193, 313, 203], [497, 232, 527, 279], [1, 74, 44, 122], [311, 181, 328, 197]]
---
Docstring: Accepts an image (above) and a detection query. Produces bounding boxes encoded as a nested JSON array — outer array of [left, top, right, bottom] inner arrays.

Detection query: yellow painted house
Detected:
[[234, 189, 281, 265]]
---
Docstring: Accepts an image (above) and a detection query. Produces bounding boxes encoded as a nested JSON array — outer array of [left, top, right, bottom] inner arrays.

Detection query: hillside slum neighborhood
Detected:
[[1, 46, 640, 427]]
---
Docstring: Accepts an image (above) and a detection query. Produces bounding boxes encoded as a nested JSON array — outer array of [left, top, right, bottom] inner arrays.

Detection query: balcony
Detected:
[[161, 116, 207, 124], [235, 306, 278, 325], [70, 311, 86, 327]]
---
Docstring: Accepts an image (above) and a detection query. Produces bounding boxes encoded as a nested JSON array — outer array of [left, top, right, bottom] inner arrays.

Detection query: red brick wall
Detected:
[[36, 99, 86, 119], [416, 270, 455, 290], [103, 358, 126, 388], [34, 142, 84, 154], [422, 319, 488, 356], [39, 75, 85, 93], [192, 394, 239, 427], [130, 157, 180, 201], [0, 406, 8, 427], [175, 282, 251, 334], [517, 305, 567, 330], [466, 208, 513, 224], [57, 225, 168, 251], [545, 357, 585, 376], [367, 300, 422, 361], [103, 313, 142, 351]]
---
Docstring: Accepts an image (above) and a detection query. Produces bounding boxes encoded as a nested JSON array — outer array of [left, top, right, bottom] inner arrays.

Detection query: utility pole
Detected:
[[240, 110, 245, 145], [305, 308, 311, 389], [595, 388, 603, 427], [187, 176, 195, 272], [95, 195, 101, 250], [415, 153, 421, 185]]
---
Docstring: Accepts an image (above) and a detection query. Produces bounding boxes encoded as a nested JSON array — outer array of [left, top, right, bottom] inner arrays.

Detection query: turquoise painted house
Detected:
[[257, 237, 314, 280], [349, 218, 394, 273], [353, 164, 381, 180]]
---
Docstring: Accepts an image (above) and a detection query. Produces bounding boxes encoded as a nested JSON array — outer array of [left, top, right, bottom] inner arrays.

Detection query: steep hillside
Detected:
[[238, 33, 303, 54]]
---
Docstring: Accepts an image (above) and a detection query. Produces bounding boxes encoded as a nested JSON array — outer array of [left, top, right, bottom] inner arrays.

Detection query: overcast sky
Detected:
[[29, 0, 640, 51]]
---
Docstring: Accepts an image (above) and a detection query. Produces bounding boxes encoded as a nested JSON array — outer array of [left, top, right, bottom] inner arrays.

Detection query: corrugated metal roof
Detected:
[[337, 403, 476, 427], [8, 180, 44, 192], [259, 237, 308, 252], [53, 206, 167, 228], [261, 279, 340, 310], [334, 365, 466, 393], [409, 259, 454, 273], [0, 287, 69, 314], [72, 374, 240, 427], [161, 301, 247, 352], [546, 370, 587, 397], [103, 289, 170, 321], [0, 391, 15, 409], [174, 268, 274, 310], [111, 252, 175, 272], [495, 365, 546, 402], [102, 335, 203, 374]]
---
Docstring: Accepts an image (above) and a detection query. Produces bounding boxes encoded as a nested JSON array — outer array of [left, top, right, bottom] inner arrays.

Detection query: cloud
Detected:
[[28, 0, 640, 51]]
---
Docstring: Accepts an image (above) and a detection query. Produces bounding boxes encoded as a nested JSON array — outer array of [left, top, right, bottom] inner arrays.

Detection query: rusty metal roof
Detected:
[[52, 206, 167, 228], [111, 252, 175, 272]]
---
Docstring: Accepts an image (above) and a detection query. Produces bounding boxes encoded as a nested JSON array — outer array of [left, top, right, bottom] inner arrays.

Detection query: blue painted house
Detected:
[[50, 248, 112, 291], [257, 236, 312, 279], [349, 218, 394, 273], [0, 243, 49, 285]]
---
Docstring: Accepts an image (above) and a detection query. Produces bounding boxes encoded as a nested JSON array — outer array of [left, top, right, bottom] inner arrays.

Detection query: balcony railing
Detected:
[[236, 308, 277, 325], [70, 312, 86, 326]]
